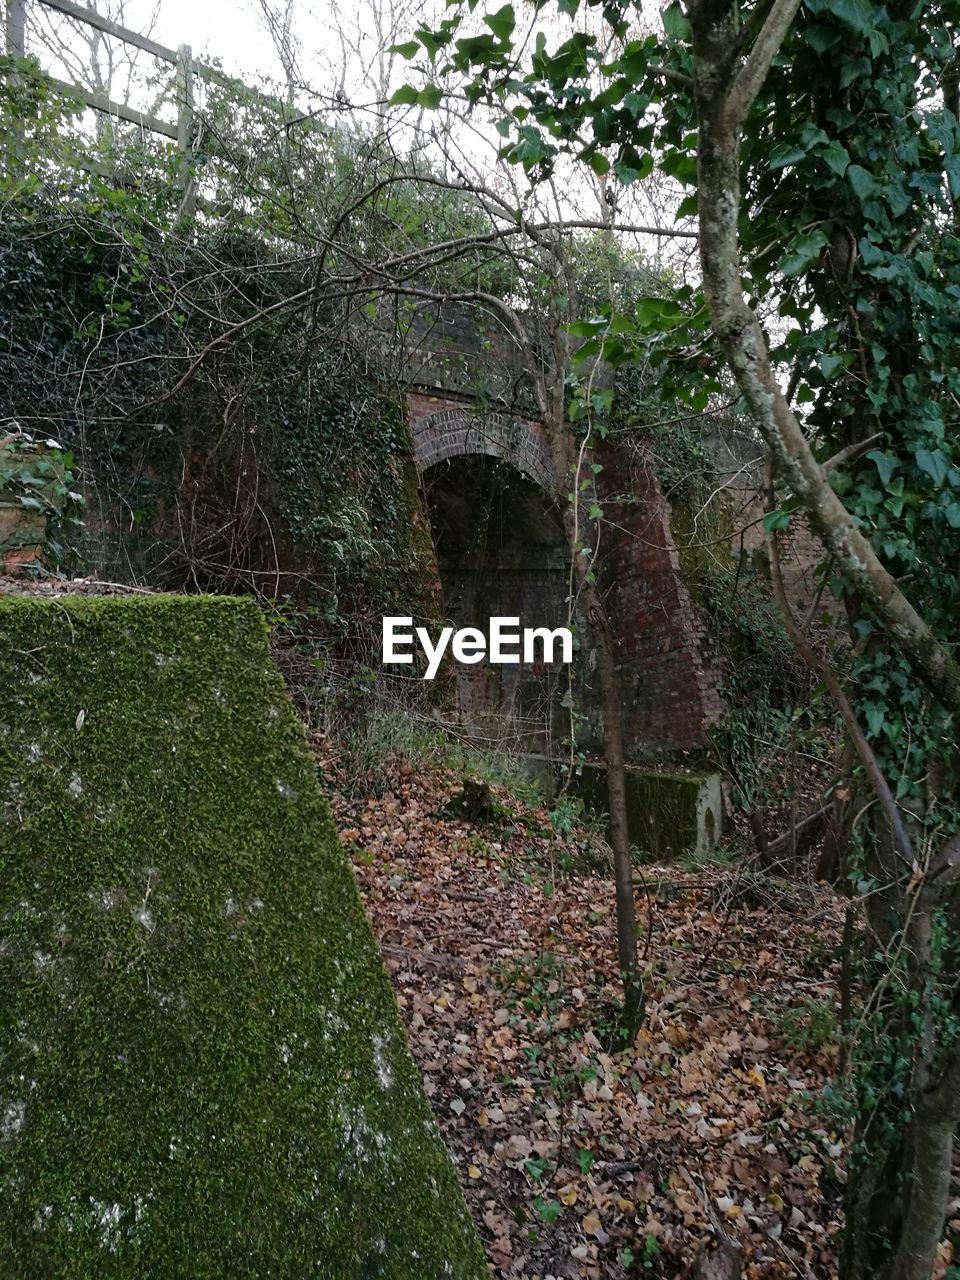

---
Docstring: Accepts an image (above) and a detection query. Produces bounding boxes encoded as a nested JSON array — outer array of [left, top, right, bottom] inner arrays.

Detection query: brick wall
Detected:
[[597, 445, 723, 758], [409, 389, 723, 761], [704, 428, 829, 618], [378, 299, 541, 410], [0, 502, 46, 576], [408, 393, 554, 491]]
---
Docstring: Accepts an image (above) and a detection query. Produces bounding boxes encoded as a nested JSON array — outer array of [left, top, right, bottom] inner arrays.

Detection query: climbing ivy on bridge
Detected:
[[0, 65, 431, 622]]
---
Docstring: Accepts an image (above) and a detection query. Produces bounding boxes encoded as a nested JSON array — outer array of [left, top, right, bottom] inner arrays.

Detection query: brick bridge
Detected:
[[409, 400, 554, 492], [400, 302, 722, 761]]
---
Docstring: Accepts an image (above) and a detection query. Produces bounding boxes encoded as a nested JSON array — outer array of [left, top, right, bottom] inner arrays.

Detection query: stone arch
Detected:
[[409, 401, 555, 493]]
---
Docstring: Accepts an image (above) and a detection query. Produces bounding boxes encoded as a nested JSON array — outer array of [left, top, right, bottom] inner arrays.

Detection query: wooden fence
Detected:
[[3, 0, 297, 215]]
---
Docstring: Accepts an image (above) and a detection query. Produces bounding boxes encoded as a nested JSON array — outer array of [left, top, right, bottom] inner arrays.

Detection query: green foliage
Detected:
[[0, 66, 502, 606], [0, 432, 84, 567], [0, 594, 486, 1277], [775, 997, 840, 1057], [677, 840, 738, 872], [336, 703, 449, 788], [730, 3, 960, 816], [701, 569, 818, 812], [545, 793, 612, 873], [0, 192, 422, 604], [0, 436, 71, 506], [0, 56, 85, 195]]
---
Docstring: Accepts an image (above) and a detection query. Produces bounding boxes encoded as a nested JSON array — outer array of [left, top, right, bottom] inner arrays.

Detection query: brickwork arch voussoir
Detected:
[[411, 408, 555, 493]]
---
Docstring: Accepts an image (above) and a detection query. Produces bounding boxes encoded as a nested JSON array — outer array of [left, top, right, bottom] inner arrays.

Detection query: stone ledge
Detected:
[[523, 754, 723, 859]]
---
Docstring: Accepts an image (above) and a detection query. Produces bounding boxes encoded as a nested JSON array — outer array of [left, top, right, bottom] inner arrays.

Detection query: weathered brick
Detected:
[[406, 386, 723, 759]]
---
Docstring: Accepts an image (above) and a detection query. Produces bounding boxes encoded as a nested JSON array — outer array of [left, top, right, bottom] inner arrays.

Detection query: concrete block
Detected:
[[524, 754, 723, 860]]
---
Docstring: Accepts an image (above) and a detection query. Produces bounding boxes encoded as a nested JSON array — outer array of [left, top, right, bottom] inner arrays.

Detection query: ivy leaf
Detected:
[[418, 83, 443, 109], [819, 139, 850, 176], [864, 702, 885, 737], [825, 0, 876, 34], [484, 4, 515, 40], [389, 84, 421, 105], [763, 509, 792, 532], [414, 20, 454, 59], [614, 156, 650, 184], [675, 193, 698, 218], [661, 3, 691, 39], [866, 450, 899, 487], [387, 41, 419, 58], [455, 33, 500, 60], [847, 164, 876, 200], [661, 149, 698, 185], [806, 23, 841, 52], [634, 296, 685, 327], [858, 237, 885, 267], [533, 1197, 562, 1225], [781, 228, 828, 278], [915, 448, 949, 488], [769, 143, 807, 170], [571, 336, 602, 362], [567, 318, 607, 337]]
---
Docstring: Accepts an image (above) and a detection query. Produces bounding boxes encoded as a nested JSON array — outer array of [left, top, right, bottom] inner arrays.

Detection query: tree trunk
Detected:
[[891, 1106, 954, 1280], [578, 564, 644, 1033], [550, 473, 643, 1031], [539, 291, 643, 1034], [843, 1082, 958, 1280]]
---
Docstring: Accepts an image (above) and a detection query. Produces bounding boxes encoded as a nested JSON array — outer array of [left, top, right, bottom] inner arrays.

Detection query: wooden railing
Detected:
[[3, 0, 301, 215], [5, 0, 198, 209]]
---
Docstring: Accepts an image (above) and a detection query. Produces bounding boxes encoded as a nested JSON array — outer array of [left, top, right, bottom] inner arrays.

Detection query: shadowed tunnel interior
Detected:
[[421, 455, 579, 752]]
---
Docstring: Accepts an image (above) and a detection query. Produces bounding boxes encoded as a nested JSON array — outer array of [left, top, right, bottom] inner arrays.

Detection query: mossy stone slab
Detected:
[[0, 594, 487, 1279], [523, 755, 722, 860]]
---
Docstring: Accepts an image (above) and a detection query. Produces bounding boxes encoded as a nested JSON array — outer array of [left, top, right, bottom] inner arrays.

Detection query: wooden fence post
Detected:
[[175, 41, 195, 219], [4, 0, 27, 163], [5, 0, 25, 56]]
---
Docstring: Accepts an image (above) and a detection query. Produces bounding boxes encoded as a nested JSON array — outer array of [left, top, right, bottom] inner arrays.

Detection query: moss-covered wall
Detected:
[[0, 199, 441, 621], [0, 593, 486, 1278]]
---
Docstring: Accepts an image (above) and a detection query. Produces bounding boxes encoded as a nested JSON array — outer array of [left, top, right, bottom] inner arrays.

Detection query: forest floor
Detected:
[[315, 734, 865, 1279]]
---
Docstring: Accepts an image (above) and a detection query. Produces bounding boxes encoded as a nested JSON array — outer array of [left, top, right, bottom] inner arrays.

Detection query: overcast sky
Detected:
[[150, 1, 275, 75], [145, 1, 323, 88], [24, 0, 414, 103]]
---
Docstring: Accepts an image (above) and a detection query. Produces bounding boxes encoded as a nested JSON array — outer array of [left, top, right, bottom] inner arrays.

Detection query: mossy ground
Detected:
[[0, 594, 487, 1278]]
